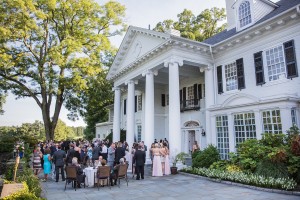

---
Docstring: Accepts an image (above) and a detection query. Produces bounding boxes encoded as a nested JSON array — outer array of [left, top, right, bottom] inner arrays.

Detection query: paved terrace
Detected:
[[41, 166, 299, 200]]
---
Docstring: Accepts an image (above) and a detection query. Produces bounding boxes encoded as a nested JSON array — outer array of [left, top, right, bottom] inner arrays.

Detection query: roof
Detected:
[[203, 0, 300, 45]]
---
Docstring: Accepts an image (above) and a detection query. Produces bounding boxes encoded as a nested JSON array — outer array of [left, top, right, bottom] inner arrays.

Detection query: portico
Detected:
[[107, 26, 213, 158]]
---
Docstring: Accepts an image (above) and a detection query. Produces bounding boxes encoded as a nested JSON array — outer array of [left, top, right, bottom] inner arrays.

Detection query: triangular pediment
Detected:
[[107, 26, 170, 80]]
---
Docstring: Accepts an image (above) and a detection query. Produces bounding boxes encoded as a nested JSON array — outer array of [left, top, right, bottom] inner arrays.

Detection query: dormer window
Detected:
[[239, 1, 252, 28]]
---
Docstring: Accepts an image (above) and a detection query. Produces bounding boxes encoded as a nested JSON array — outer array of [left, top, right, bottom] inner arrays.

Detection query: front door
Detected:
[[188, 130, 195, 154]]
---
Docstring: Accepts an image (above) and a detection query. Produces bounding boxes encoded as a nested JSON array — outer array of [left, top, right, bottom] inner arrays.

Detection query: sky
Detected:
[[0, 0, 226, 127]]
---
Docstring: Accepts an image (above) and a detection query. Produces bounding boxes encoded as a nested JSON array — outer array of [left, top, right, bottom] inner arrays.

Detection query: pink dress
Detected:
[[164, 154, 171, 175], [152, 152, 163, 177]]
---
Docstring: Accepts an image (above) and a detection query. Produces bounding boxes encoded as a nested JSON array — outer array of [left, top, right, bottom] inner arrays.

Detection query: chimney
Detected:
[[165, 29, 181, 37], [226, 0, 236, 30]]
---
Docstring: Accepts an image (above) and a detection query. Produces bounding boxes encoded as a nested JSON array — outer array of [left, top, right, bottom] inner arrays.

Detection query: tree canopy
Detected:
[[154, 7, 226, 42], [0, 0, 127, 140]]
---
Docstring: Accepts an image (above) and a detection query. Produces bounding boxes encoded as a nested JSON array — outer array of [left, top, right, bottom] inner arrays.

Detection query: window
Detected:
[[291, 108, 298, 126], [284, 40, 298, 78], [137, 125, 142, 142], [239, 1, 252, 28], [216, 115, 229, 160], [217, 66, 223, 94], [234, 113, 256, 147], [123, 99, 126, 115], [254, 51, 265, 85], [266, 45, 286, 81], [262, 110, 282, 134], [138, 95, 142, 111], [225, 62, 238, 91], [103, 134, 106, 138], [97, 134, 100, 138], [166, 94, 169, 106]]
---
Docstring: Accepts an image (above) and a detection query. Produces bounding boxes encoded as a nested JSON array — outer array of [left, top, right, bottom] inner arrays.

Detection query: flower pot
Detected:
[[171, 166, 178, 175]]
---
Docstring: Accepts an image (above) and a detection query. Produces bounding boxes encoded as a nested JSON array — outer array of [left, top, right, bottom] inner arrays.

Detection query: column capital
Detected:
[[142, 69, 158, 77], [125, 79, 138, 85], [200, 66, 212, 73], [164, 56, 183, 68], [112, 86, 121, 91]]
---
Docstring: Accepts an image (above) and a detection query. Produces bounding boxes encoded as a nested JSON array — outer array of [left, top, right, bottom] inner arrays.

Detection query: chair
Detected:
[[96, 166, 111, 190], [64, 166, 78, 191], [116, 164, 128, 188]]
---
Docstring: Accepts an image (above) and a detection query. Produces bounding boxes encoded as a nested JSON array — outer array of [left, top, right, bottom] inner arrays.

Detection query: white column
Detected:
[[281, 107, 293, 133], [204, 66, 214, 145], [164, 56, 183, 157], [227, 112, 235, 152], [126, 80, 136, 149], [113, 87, 121, 142], [254, 109, 263, 140], [142, 69, 157, 160]]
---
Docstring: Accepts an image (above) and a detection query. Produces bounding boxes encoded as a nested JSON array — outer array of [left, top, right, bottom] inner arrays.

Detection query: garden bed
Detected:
[[179, 170, 300, 196]]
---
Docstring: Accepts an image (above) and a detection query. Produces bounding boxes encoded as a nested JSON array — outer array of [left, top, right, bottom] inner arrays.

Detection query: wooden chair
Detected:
[[116, 164, 128, 188], [64, 166, 78, 191], [96, 166, 111, 190]]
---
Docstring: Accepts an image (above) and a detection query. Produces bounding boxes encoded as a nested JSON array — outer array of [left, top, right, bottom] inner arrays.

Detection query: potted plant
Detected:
[[171, 152, 189, 174]]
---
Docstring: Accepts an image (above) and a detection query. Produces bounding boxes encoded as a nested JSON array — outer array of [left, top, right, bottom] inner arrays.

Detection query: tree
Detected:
[[54, 119, 76, 141], [0, 0, 126, 140], [154, 7, 226, 42], [0, 92, 6, 115]]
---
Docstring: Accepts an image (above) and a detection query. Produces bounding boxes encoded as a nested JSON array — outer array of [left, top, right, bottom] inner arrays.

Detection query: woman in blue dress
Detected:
[[43, 148, 51, 181]]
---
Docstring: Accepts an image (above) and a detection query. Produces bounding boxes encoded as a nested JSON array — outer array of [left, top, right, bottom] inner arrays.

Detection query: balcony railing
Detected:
[[180, 99, 201, 112]]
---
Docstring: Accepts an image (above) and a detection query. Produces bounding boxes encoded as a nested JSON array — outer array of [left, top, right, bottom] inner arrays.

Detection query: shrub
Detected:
[[226, 164, 242, 172], [192, 145, 219, 168], [17, 167, 42, 197], [209, 160, 229, 171], [4, 165, 14, 181], [192, 150, 201, 159], [255, 160, 289, 179], [260, 133, 286, 147], [2, 182, 42, 200]]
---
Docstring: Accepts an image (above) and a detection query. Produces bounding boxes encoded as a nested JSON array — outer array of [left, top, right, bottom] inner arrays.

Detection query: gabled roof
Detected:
[[203, 0, 300, 45]]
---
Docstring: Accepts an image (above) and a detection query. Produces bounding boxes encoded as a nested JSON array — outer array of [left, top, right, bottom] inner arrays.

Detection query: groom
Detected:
[[133, 144, 146, 180]]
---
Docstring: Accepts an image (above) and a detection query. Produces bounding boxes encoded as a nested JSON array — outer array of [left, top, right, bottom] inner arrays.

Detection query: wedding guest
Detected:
[[152, 143, 162, 176], [110, 158, 126, 186], [101, 143, 108, 161], [160, 144, 167, 174], [131, 143, 138, 178], [133, 144, 146, 180], [149, 143, 155, 168], [115, 142, 125, 165], [71, 157, 85, 188], [42, 148, 51, 181], [92, 144, 101, 166], [107, 143, 116, 169], [33, 146, 43, 176], [192, 141, 200, 153], [53, 145, 66, 182], [163, 143, 171, 175]]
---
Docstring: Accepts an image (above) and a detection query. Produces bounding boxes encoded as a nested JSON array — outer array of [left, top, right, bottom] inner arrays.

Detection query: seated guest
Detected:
[[96, 156, 103, 167], [71, 157, 85, 188], [110, 158, 126, 186], [97, 160, 108, 187]]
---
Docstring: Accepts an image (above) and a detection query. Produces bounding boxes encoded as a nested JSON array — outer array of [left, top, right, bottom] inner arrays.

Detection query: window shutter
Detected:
[[236, 58, 245, 90], [124, 99, 126, 115], [193, 84, 198, 105], [284, 40, 298, 79], [135, 95, 137, 112], [180, 89, 182, 103], [161, 94, 165, 107], [183, 87, 186, 107], [217, 66, 223, 94], [254, 51, 265, 85], [198, 84, 202, 99]]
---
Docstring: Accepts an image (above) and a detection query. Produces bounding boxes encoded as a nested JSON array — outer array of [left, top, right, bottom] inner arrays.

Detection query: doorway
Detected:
[[188, 130, 195, 154]]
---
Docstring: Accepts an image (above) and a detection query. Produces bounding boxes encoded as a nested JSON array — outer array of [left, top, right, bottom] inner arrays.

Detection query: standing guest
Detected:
[[160, 144, 166, 174], [92, 144, 101, 166], [192, 141, 200, 153], [87, 144, 93, 166], [163, 143, 171, 175], [149, 143, 155, 169], [115, 142, 125, 165], [107, 143, 116, 169], [66, 144, 75, 166], [152, 143, 162, 177], [133, 144, 146, 180], [33, 146, 43, 177], [42, 148, 51, 181], [74, 146, 81, 163], [131, 143, 138, 178], [53, 145, 66, 182], [101, 143, 108, 161], [40, 143, 45, 169]]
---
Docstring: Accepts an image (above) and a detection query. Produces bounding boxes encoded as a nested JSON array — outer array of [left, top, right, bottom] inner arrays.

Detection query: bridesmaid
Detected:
[[163, 143, 171, 175], [152, 143, 163, 177], [42, 148, 51, 181]]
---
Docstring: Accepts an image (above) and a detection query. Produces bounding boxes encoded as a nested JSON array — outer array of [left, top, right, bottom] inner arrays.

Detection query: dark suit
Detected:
[[92, 146, 101, 164], [133, 149, 146, 180], [53, 149, 66, 182], [115, 147, 125, 164]]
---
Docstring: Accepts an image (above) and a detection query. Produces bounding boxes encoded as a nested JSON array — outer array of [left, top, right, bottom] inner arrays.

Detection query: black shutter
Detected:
[[193, 84, 198, 105], [254, 51, 265, 85], [236, 58, 245, 90], [180, 89, 182, 103], [198, 84, 202, 99], [161, 94, 165, 107], [217, 66, 223, 94], [284, 40, 298, 79], [183, 87, 186, 108], [135, 95, 137, 112], [124, 99, 126, 115]]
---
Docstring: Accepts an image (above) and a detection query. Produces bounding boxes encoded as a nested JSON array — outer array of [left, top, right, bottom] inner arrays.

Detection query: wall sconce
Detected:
[[201, 129, 206, 136]]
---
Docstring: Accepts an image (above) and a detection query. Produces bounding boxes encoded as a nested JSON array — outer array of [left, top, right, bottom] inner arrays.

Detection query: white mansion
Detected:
[[96, 0, 300, 159]]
